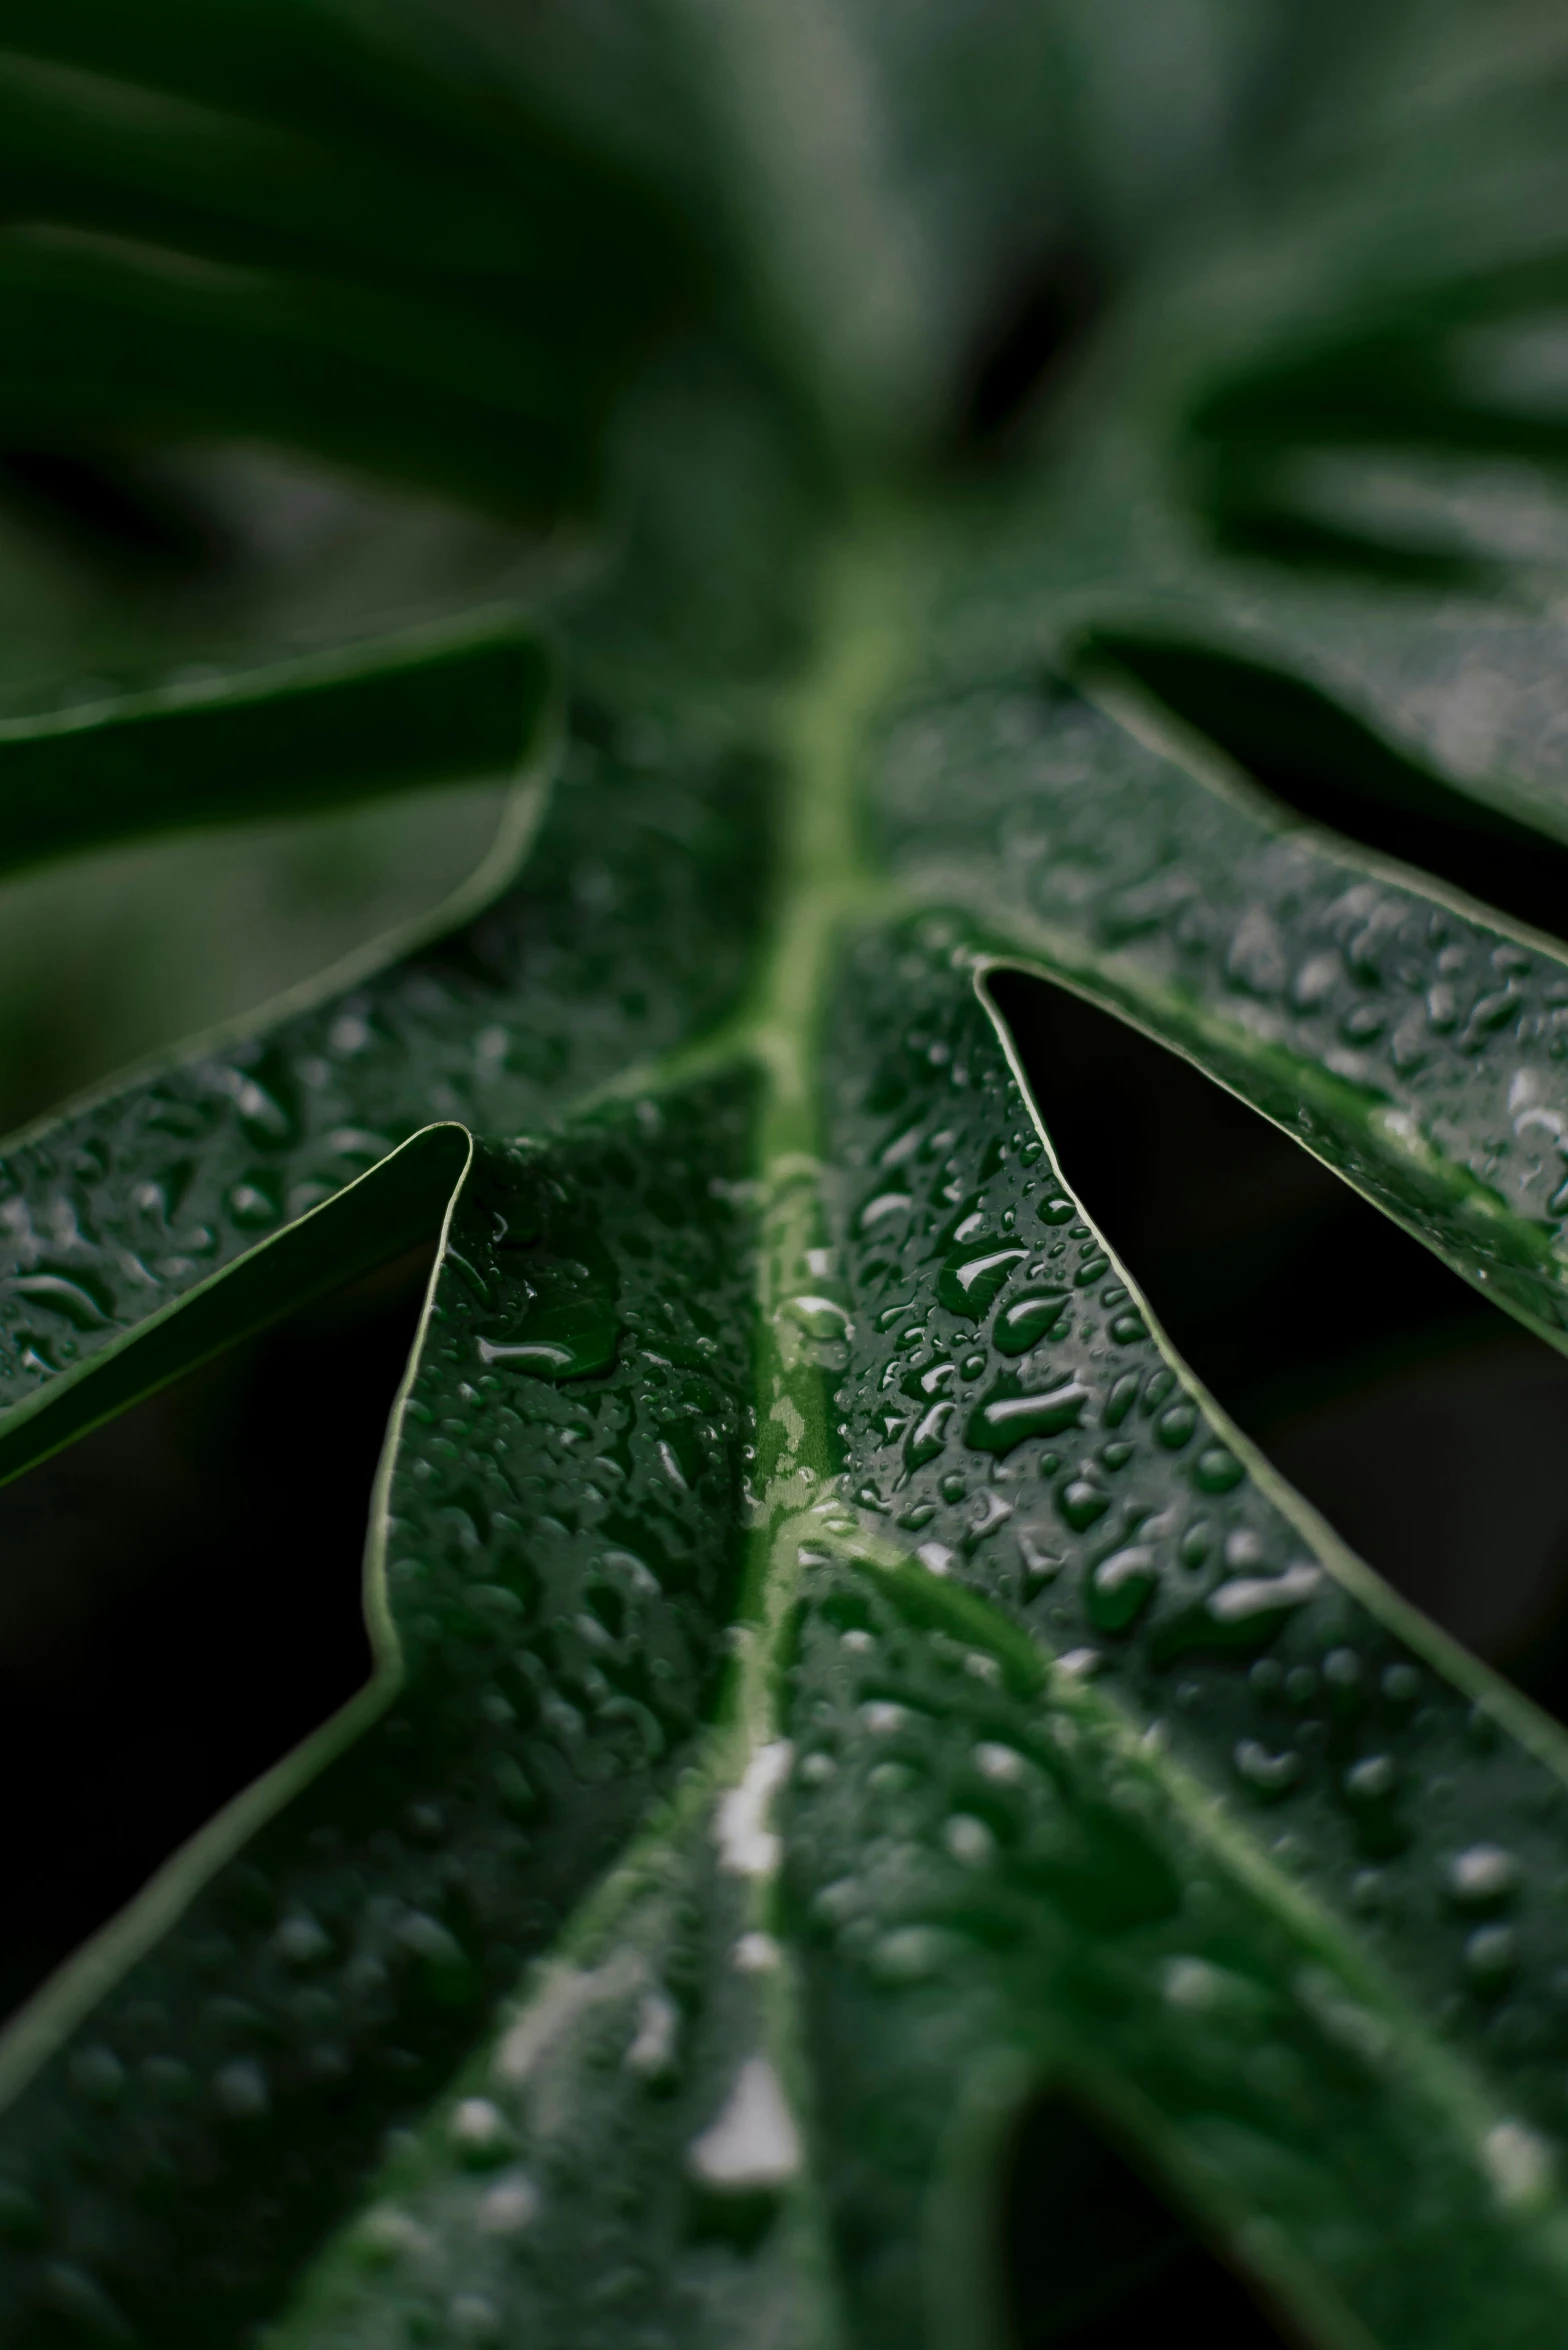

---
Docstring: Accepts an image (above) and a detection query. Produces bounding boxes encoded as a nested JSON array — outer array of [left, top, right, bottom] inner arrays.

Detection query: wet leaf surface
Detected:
[[3, 7, 1568, 2347]]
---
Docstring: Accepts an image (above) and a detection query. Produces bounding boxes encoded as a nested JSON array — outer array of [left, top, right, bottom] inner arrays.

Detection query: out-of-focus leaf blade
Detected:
[[0, 619, 550, 876]]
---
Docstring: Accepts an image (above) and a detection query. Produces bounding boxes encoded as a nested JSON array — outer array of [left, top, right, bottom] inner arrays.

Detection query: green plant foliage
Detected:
[[4, 4, 1568, 2345]]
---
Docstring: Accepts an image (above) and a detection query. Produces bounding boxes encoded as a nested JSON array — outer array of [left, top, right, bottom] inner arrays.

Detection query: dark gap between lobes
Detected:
[[1082, 633, 1568, 946], [0, 1242, 433, 2026], [988, 970, 1568, 1721], [1004, 2092, 1297, 2347], [950, 243, 1105, 455]]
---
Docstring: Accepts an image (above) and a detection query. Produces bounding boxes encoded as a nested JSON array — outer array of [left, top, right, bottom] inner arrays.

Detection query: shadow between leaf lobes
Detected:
[[1003, 2092, 1295, 2348], [988, 970, 1568, 1716], [0, 1243, 433, 2027], [1077, 631, 1568, 947]]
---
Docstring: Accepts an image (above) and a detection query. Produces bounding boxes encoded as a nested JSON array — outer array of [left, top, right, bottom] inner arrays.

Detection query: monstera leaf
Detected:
[[6, 3, 1568, 2344]]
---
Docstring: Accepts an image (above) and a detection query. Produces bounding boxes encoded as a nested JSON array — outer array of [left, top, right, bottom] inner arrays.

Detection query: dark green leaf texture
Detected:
[[7, 5, 1568, 2346]]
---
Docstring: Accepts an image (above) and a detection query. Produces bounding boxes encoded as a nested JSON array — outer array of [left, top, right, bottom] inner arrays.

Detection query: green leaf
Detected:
[[0, 617, 550, 876], [6, 8, 1568, 2348]]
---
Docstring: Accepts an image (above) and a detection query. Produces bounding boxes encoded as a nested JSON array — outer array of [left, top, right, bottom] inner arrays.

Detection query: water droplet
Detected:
[[274, 1913, 332, 1966], [967, 1374, 1090, 1455], [686, 2059, 801, 2191], [1054, 1646, 1103, 1679], [1179, 1522, 1211, 1570], [733, 1932, 782, 1973], [1152, 1564, 1321, 1663], [69, 2047, 125, 2106], [716, 1741, 792, 1877], [328, 1013, 373, 1057], [1058, 1478, 1109, 1531], [938, 1241, 1029, 1318], [1483, 2120, 1552, 2208], [213, 2059, 269, 2119], [858, 1191, 912, 1232], [1465, 1923, 1518, 1988], [477, 2172, 539, 2235], [657, 1439, 688, 1487], [450, 2098, 514, 2166], [11, 1271, 113, 1329], [1160, 1955, 1268, 2016], [214, 1061, 299, 1149], [357, 2204, 430, 2263], [781, 1294, 853, 1340], [905, 1398, 955, 1469], [1193, 1446, 1245, 1493], [227, 1179, 279, 1230], [1448, 1845, 1520, 1909], [870, 1925, 964, 1983], [1211, 1565, 1320, 1623], [626, 1990, 680, 2082], [993, 1288, 1068, 1355], [1087, 1546, 1158, 1632], [396, 1910, 472, 1997], [449, 2291, 503, 2341], [1234, 1739, 1304, 1798], [1018, 1531, 1062, 1586], [1343, 1755, 1398, 1803], [944, 1813, 996, 1866], [477, 1296, 618, 1380]]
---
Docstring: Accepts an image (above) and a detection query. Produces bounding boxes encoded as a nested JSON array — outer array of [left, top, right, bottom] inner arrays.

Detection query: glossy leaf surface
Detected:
[[1, 7, 1568, 2348]]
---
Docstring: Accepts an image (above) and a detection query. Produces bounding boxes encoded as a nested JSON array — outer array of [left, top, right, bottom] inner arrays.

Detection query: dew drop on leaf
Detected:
[[993, 1287, 1069, 1354], [685, 2059, 801, 2191], [780, 1293, 853, 1339], [476, 1296, 619, 1379], [938, 1241, 1029, 1317], [1448, 1845, 1521, 1909], [966, 1373, 1091, 1454], [1233, 1739, 1305, 1799], [448, 2098, 513, 2166], [1193, 1445, 1246, 1493], [1058, 1477, 1110, 1530], [1087, 1545, 1159, 1631], [10, 1271, 113, 1329], [475, 2173, 538, 2235], [1465, 1925, 1519, 1990]]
